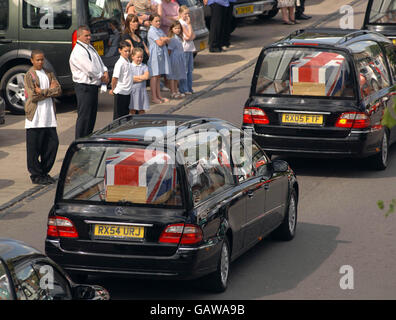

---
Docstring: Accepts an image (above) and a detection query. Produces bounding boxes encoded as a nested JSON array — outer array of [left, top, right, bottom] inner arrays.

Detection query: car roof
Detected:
[[0, 238, 42, 264], [273, 28, 391, 48], [81, 114, 239, 143]]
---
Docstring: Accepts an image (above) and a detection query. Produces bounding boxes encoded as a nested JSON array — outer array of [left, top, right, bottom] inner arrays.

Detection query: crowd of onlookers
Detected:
[[23, 0, 311, 185]]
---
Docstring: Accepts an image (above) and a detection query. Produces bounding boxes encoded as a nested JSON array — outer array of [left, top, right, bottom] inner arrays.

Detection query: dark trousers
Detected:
[[209, 3, 228, 50], [223, 3, 234, 47], [26, 127, 59, 180], [296, 0, 305, 16], [113, 93, 131, 120], [74, 83, 99, 139]]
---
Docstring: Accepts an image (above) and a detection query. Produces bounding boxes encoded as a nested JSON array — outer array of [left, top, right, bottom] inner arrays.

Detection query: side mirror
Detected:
[[72, 285, 110, 300], [272, 159, 289, 173]]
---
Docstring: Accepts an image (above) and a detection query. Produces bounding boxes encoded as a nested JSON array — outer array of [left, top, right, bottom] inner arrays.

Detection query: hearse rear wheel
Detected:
[[370, 130, 389, 171], [204, 238, 230, 293]]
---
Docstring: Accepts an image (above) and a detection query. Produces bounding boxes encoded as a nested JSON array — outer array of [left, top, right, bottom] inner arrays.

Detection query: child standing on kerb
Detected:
[[129, 47, 150, 114], [178, 5, 196, 95], [147, 13, 171, 104], [167, 21, 187, 99], [110, 41, 133, 120], [24, 49, 61, 185]]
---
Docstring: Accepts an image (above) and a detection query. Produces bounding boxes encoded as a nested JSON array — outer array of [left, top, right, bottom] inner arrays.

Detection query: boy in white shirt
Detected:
[[109, 41, 134, 120], [24, 50, 61, 185]]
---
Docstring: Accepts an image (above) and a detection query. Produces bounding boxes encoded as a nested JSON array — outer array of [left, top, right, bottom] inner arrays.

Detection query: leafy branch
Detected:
[[378, 199, 396, 217]]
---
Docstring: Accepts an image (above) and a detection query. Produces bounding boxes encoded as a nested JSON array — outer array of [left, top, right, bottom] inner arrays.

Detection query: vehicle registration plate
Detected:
[[93, 40, 104, 56], [93, 224, 144, 240], [281, 113, 323, 125], [200, 40, 207, 50], [235, 5, 254, 16]]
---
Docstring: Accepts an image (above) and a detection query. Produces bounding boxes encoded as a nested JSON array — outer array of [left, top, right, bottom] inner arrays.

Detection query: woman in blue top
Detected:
[[147, 14, 171, 104], [167, 21, 187, 99]]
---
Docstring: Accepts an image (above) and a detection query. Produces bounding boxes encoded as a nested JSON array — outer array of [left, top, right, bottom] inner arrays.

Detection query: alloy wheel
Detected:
[[381, 132, 388, 167], [288, 195, 297, 235], [6, 73, 26, 112], [220, 241, 230, 287]]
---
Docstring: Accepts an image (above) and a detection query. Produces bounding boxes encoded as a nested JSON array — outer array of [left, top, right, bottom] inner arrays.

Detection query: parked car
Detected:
[[362, 0, 396, 43], [120, 0, 209, 53], [203, 0, 278, 33], [0, 0, 124, 115], [0, 238, 109, 300], [0, 96, 4, 125], [45, 114, 298, 292], [242, 28, 396, 170]]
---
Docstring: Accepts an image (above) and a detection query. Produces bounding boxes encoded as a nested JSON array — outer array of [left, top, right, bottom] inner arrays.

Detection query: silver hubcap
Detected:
[[220, 242, 229, 286], [288, 196, 296, 234], [382, 133, 388, 166], [6, 73, 26, 109]]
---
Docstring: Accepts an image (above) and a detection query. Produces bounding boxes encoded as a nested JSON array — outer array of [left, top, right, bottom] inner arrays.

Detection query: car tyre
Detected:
[[370, 130, 389, 170], [272, 189, 297, 241], [0, 65, 30, 115], [204, 238, 230, 293]]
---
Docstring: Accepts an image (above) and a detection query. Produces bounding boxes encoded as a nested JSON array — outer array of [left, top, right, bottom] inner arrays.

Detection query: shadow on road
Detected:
[[86, 222, 340, 300], [277, 144, 396, 179]]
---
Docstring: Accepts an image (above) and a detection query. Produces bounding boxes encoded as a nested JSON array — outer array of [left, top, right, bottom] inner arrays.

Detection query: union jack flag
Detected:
[[105, 148, 176, 203]]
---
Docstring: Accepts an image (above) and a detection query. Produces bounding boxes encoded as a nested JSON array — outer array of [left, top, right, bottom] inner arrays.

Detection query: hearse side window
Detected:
[[349, 40, 390, 97], [231, 136, 255, 182], [368, 0, 396, 24], [62, 144, 182, 207], [251, 142, 271, 178], [0, 0, 8, 30], [22, 0, 72, 29], [255, 48, 355, 98], [179, 131, 234, 204], [383, 43, 396, 81]]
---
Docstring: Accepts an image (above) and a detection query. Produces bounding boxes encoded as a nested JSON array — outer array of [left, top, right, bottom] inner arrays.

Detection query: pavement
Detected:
[[0, 0, 367, 212]]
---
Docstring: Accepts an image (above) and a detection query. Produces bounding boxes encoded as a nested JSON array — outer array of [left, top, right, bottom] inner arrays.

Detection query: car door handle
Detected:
[[0, 39, 12, 44], [247, 190, 254, 198], [264, 184, 270, 190]]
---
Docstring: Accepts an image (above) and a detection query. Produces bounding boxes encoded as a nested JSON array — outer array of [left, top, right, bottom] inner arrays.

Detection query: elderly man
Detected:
[[69, 25, 109, 139]]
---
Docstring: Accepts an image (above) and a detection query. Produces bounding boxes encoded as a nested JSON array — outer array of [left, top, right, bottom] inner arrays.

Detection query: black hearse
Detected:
[[243, 28, 396, 170], [45, 114, 298, 293]]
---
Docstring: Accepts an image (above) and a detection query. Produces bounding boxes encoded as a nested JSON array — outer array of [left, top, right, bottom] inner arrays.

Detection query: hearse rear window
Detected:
[[62, 144, 182, 207], [255, 48, 355, 98], [368, 0, 396, 24]]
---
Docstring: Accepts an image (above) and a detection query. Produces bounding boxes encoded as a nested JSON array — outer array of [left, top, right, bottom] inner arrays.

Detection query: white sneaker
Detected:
[[161, 86, 171, 92]]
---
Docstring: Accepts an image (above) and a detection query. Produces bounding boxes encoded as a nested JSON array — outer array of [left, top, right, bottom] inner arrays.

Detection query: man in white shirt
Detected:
[[69, 25, 109, 139]]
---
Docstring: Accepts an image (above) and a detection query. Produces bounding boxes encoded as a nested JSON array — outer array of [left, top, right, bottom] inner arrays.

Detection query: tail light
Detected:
[[72, 30, 77, 49], [47, 216, 79, 238], [243, 107, 269, 125], [335, 112, 370, 129], [159, 223, 203, 245]]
